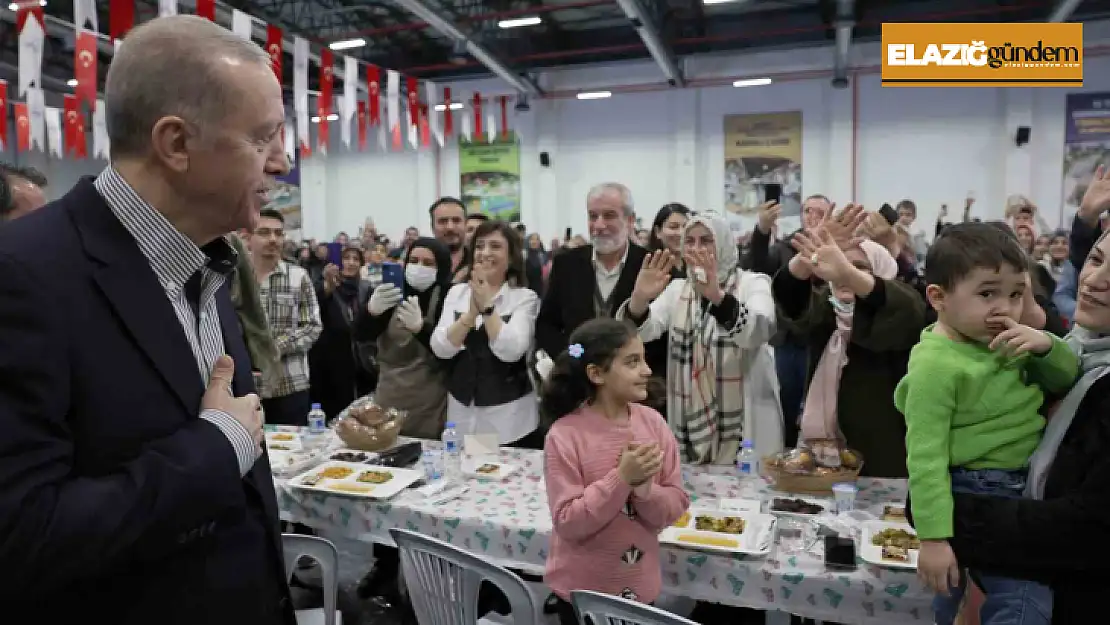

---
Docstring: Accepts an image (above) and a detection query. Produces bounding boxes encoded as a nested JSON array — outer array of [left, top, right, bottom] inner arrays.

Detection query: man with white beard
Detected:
[[535, 182, 649, 363]]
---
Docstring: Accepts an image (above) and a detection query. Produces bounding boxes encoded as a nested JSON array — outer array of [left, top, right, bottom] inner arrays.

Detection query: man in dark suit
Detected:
[[536, 182, 647, 360], [0, 16, 294, 624]]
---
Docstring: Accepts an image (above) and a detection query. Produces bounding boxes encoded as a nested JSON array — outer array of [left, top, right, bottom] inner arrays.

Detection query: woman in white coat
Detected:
[[617, 212, 783, 464]]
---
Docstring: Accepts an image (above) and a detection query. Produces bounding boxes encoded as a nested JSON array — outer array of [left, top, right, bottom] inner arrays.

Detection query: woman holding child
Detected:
[[934, 177, 1110, 623]]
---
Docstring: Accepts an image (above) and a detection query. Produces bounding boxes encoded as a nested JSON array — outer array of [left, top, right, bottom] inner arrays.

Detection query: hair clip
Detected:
[[568, 343, 584, 359]]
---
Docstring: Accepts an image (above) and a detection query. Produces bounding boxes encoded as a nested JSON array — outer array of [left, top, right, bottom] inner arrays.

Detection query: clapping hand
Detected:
[[322, 263, 341, 294], [791, 228, 856, 285], [629, 250, 676, 313], [469, 263, 496, 312], [618, 442, 663, 488], [988, 316, 1052, 357]]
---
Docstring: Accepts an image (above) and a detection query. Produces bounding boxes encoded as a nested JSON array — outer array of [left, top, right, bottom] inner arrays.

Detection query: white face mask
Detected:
[[405, 264, 437, 292]]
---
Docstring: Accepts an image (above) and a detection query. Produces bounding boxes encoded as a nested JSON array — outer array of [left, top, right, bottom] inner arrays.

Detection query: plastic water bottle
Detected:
[[441, 421, 462, 480], [736, 439, 760, 481], [307, 403, 327, 435]]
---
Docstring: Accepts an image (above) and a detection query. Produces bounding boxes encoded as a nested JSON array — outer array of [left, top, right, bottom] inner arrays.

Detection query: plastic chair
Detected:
[[281, 534, 340, 625], [390, 528, 539, 625], [570, 590, 699, 625]]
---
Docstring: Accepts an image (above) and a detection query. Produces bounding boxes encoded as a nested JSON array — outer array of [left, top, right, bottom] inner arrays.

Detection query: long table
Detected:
[[276, 445, 932, 625]]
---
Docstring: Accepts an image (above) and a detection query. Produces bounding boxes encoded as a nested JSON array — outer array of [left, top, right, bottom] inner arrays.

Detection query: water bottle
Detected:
[[307, 403, 327, 435], [736, 439, 760, 479], [441, 422, 462, 480]]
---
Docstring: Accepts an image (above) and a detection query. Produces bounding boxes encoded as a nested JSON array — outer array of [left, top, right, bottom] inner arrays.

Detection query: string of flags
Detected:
[[3, 0, 522, 160]]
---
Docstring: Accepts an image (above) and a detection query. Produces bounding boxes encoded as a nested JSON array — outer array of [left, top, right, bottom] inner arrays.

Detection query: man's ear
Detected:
[[925, 284, 946, 312]]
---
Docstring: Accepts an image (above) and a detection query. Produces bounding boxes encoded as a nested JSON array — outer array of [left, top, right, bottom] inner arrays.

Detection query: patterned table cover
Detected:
[[276, 445, 931, 625]]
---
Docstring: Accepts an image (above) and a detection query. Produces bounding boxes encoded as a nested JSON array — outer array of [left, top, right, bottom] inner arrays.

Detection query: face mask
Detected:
[[405, 264, 437, 292], [828, 294, 855, 315]]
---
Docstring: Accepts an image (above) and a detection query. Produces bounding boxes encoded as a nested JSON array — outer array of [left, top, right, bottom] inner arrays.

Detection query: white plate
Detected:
[[324, 448, 381, 464], [462, 460, 518, 481], [269, 449, 325, 477], [289, 461, 423, 499], [266, 431, 303, 452], [660, 508, 776, 556], [767, 495, 831, 519], [860, 520, 919, 570]]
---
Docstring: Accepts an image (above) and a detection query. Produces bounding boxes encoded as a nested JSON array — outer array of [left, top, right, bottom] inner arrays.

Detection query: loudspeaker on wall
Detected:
[[539, 152, 551, 167], [1015, 126, 1031, 147]]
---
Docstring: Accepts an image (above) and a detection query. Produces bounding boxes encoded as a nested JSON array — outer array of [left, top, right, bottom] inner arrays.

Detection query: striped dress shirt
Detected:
[[94, 167, 259, 475]]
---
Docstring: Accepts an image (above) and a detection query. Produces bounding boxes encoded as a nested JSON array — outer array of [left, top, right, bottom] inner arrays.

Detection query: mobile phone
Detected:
[[879, 203, 899, 225], [564, 227, 572, 241], [763, 183, 783, 204], [381, 261, 404, 293], [824, 535, 857, 571], [326, 242, 343, 267]]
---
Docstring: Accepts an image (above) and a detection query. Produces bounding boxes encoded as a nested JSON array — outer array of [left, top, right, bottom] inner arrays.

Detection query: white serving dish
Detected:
[[462, 457, 518, 481], [860, 520, 919, 570], [659, 508, 776, 556], [288, 460, 422, 499], [265, 430, 303, 452], [767, 495, 831, 519], [323, 448, 381, 464]]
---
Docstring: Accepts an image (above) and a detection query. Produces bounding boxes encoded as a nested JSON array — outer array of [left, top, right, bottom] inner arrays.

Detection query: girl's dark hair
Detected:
[[540, 318, 637, 423], [648, 203, 692, 252], [469, 220, 527, 288]]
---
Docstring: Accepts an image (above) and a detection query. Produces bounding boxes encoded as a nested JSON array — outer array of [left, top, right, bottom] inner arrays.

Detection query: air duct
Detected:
[[832, 0, 855, 88], [613, 0, 685, 86], [389, 0, 543, 97]]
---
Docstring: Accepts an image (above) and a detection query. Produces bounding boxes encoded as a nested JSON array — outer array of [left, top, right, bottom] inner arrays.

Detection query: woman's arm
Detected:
[[771, 262, 826, 336], [545, 430, 633, 543], [715, 272, 775, 348], [1070, 212, 1101, 270], [630, 409, 691, 532], [615, 279, 683, 344], [429, 284, 473, 359], [849, 278, 926, 352], [486, 289, 540, 363]]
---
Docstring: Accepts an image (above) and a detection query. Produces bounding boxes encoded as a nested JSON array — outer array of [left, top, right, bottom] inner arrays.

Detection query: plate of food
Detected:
[[881, 503, 908, 523], [768, 496, 829, 519], [288, 461, 423, 499], [266, 431, 303, 452], [659, 508, 776, 556], [462, 459, 518, 481], [860, 520, 920, 570], [327, 449, 380, 464]]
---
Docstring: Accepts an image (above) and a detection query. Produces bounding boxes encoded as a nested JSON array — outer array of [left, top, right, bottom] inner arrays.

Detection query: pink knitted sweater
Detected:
[[543, 403, 689, 603]]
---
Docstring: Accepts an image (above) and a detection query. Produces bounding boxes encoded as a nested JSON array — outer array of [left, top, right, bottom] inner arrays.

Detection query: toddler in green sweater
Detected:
[[894, 223, 1077, 625]]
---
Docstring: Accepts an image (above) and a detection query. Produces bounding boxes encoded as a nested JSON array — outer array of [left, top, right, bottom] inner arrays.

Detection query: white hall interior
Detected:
[[17, 21, 1110, 244]]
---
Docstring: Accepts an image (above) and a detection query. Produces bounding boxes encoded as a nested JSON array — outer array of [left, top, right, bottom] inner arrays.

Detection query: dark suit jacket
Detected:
[[535, 243, 647, 358], [0, 179, 294, 624]]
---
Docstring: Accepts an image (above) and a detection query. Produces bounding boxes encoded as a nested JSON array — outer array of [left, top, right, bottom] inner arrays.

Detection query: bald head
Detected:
[[104, 15, 271, 158]]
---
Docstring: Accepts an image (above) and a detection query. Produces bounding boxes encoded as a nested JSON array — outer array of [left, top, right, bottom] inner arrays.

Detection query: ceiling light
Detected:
[[67, 78, 78, 87], [576, 91, 612, 100], [733, 77, 772, 87], [703, 0, 739, 4], [310, 114, 340, 123], [498, 16, 541, 29], [7, 0, 45, 9], [329, 38, 366, 51], [434, 102, 464, 111]]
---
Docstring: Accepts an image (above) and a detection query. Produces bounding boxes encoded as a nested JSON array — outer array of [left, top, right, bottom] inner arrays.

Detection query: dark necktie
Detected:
[[184, 270, 203, 324]]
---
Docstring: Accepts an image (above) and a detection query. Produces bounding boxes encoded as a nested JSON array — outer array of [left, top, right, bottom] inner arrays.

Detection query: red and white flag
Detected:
[[265, 25, 283, 83], [110, 0, 134, 46], [17, 4, 44, 97], [13, 102, 29, 152], [74, 30, 98, 111], [366, 65, 381, 127]]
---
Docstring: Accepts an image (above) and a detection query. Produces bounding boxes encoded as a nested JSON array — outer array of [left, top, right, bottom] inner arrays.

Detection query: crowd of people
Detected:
[[0, 13, 1108, 625]]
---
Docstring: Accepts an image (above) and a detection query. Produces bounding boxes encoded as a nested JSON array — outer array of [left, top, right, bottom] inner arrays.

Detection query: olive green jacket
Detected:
[[228, 234, 280, 390]]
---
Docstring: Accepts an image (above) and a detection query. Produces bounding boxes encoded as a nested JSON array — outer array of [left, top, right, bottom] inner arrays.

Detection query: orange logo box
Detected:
[[881, 22, 1083, 87]]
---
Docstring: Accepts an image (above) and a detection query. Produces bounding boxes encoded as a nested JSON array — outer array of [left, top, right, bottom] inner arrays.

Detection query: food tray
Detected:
[[265, 430, 303, 452], [659, 507, 776, 556], [288, 460, 422, 499], [326, 449, 382, 464], [767, 495, 830, 519], [860, 520, 919, 570]]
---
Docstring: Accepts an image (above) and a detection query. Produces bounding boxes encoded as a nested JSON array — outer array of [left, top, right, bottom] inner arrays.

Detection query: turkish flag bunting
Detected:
[[357, 100, 367, 150], [317, 105, 329, 153], [499, 96, 509, 139], [444, 88, 453, 136], [319, 49, 333, 115], [367, 66, 381, 126], [406, 77, 419, 128], [75, 113, 88, 159], [74, 31, 98, 111], [110, 0, 134, 42], [13, 102, 29, 152], [16, 5, 43, 30], [63, 94, 78, 154], [195, 0, 215, 20], [473, 93, 483, 139], [265, 25, 283, 83], [0, 80, 8, 151], [419, 105, 430, 147]]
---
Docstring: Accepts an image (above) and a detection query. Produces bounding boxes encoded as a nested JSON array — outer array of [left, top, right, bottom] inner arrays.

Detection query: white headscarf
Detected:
[[681, 212, 738, 286]]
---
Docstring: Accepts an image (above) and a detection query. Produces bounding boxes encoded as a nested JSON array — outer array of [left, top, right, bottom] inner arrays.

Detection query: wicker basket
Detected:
[[761, 449, 864, 495]]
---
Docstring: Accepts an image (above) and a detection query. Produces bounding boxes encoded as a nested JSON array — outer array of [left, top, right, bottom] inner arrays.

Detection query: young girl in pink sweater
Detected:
[[541, 318, 689, 625]]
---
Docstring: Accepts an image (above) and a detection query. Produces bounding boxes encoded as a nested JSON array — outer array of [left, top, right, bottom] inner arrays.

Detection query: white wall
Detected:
[[301, 21, 1110, 243]]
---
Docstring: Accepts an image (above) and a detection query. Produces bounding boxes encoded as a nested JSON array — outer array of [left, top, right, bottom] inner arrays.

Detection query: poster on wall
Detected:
[[459, 134, 522, 223], [271, 156, 303, 240], [723, 111, 803, 236], [1062, 93, 1110, 227]]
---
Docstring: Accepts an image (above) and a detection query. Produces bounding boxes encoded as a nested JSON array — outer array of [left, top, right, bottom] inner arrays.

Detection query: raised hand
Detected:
[[821, 203, 868, 249], [469, 264, 495, 311], [684, 247, 723, 303], [629, 250, 676, 313], [1080, 164, 1110, 224], [757, 201, 781, 235], [793, 229, 854, 285]]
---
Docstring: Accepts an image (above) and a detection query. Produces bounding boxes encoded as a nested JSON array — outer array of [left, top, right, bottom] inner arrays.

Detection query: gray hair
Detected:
[[104, 15, 271, 158], [587, 182, 635, 217]]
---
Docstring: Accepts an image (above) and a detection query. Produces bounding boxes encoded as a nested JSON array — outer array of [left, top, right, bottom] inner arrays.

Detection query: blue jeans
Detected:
[[774, 342, 807, 448], [933, 468, 1052, 625]]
